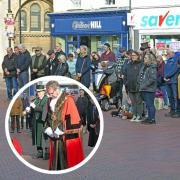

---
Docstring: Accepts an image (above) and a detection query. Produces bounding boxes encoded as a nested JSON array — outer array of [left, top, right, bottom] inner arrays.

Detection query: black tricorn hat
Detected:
[[36, 85, 46, 92]]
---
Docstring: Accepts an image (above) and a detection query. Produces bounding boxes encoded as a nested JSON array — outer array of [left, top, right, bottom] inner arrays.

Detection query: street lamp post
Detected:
[[19, 0, 22, 44], [5, 0, 16, 47]]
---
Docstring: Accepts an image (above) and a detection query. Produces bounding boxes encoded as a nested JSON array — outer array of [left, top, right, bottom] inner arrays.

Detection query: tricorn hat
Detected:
[[36, 85, 46, 92]]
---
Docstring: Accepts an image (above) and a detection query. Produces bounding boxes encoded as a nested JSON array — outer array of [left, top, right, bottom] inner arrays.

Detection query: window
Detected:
[[19, 10, 27, 31], [44, 12, 50, 31], [70, 0, 81, 7], [30, 4, 41, 31], [105, 0, 115, 5]]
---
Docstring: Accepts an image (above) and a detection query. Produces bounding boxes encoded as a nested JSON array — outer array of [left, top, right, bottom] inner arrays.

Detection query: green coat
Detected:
[[32, 95, 48, 147]]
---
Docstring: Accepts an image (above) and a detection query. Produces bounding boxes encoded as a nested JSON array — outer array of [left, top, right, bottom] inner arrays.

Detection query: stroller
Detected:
[[91, 61, 123, 111]]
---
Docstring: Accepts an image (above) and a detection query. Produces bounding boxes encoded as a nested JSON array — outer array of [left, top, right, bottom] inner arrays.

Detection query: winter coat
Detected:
[[100, 51, 116, 62], [164, 57, 178, 84], [31, 54, 46, 78], [76, 54, 91, 88], [44, 58, 58, 75], [16, 50, 31, 72], [139, 64, 157, 92], [2, 53, 17, 77], [55, 62, 70, 76], [76, 96, 89, 115], [124, 60, 143, 92], [157, 61, 165, 87], [10, 97, 23, 116]]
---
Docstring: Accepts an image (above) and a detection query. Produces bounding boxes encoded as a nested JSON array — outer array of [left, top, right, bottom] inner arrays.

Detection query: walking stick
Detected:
[[54, 139, 58, 170]]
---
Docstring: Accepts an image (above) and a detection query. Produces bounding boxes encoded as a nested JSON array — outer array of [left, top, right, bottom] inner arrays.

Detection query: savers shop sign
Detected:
[[132, 8, 180, 29]]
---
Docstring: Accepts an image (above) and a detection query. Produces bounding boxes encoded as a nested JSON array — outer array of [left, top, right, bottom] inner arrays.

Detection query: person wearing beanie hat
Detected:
[[100, 42, 116, 62]]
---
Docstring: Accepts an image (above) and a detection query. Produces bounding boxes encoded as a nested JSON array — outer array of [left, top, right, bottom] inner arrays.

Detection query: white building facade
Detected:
[[53, 0, 180, 54]]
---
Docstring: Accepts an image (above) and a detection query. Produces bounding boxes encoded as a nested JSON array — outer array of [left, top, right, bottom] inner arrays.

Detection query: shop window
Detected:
[[70, 0, 81, 7], [105, 0, 115, 5], [30, 4, 41, 31], [44, 12, 50, 31], [19, 10, 27, 31]]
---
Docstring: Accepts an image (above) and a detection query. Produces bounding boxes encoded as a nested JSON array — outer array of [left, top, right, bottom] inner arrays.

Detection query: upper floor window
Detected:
[[19, 10, 27, 31], [105, 0, 115, 5], [44, 12, 50, 31], [70, 0, 81, 8], [30, 4, 41, 31]]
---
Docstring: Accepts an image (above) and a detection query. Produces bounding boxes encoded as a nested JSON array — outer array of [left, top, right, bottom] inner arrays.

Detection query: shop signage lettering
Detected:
[[140, 11, 180, 28], [72, 21, 102, 30]]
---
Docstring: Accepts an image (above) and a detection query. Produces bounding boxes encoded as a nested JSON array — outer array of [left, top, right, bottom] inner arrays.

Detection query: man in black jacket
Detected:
[[16, 44, 31, 88], [45, 50, 58, 75], [2, 47, 18, 100]]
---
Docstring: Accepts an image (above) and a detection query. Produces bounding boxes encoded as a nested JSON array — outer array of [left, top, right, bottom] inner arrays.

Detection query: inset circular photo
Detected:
[[5, 76, 104, 174]]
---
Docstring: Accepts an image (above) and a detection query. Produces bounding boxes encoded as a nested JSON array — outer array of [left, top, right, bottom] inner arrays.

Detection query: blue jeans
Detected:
[[160, 85, 169, 106], [166, 83, 177, 112], [5, 77, 18, 100], [18, 71, 29, 88], [142, 92, 156, 120]]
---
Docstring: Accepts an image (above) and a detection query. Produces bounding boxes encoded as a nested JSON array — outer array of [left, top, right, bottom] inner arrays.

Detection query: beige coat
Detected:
[[10, 97, 23, 116]]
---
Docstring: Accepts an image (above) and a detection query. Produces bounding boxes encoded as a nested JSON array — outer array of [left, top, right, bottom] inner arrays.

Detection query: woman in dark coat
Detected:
[[124, 51, 143, 122], [76, 89, 89, 127], [87, 98, 100, 147], [55, 54, 70, 77], [139, 52, 157, 124], [76, 45, 91, 88]]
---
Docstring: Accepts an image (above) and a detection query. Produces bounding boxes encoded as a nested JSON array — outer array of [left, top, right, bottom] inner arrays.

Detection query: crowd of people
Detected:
[[3, 41, 180, 124], [10, 81, 100, 170], [3, 40, 180, 170]]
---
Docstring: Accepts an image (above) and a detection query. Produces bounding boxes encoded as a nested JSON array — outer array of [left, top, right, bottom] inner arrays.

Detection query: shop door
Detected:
[[67, 42, 78, 55], [66, 35, 80, 55]]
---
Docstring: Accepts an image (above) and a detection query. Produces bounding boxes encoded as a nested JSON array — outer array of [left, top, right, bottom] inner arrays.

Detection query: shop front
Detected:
[[48, 10, 128, 57], [129, 7, 180, 54]]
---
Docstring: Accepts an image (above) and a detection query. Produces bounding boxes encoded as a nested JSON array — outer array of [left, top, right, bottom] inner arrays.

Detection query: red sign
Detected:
[[156, 42, 166, 50]]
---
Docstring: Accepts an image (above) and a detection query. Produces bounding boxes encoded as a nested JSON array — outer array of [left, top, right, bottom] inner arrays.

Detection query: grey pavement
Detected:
[[1, 77, 180, 180]]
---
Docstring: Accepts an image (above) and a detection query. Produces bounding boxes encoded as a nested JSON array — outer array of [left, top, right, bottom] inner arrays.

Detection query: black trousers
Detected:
[[11, 115, 20, 132]]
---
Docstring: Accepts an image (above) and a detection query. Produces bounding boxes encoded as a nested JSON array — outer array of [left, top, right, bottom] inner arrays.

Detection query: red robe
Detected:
[[49, 95, 84, 170]]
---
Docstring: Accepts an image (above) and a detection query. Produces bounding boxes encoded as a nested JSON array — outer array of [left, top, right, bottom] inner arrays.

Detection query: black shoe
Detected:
[[171, 113, 180, 118], [141, 120, 156, 124]]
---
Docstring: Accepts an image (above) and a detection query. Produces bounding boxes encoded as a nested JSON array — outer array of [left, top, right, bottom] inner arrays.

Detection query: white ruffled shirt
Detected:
[[49, 93, 61, 112]]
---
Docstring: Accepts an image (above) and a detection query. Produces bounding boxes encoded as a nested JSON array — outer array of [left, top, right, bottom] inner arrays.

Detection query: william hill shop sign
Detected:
[[72, 21, 102, 30], [127, 8, 180, 29]]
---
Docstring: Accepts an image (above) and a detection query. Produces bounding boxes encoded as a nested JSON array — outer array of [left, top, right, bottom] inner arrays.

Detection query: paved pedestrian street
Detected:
[[1, 78, 180, 180]]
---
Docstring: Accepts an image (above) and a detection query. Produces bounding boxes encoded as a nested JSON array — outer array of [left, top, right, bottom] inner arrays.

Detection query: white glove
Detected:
[[54, 127, 64, 138], [44, 127, 54, 137], [26, 107, 31, 112], [30, 102, 36, 109]]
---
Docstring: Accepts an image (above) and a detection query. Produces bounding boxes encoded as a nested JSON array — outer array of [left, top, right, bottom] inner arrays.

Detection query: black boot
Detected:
[[43, 149, 49, 160]]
